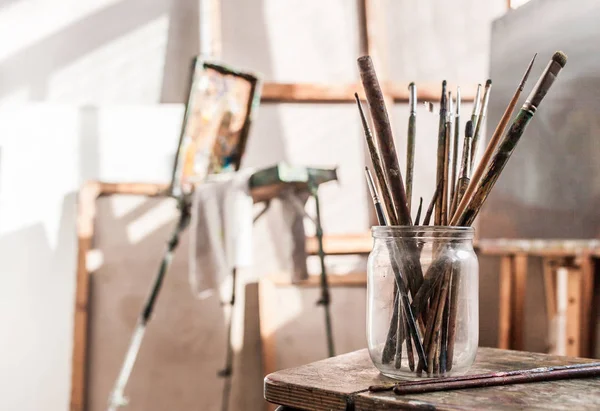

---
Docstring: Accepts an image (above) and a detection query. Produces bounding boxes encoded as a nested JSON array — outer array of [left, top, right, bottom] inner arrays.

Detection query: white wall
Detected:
[[0, 105, 182, 411]]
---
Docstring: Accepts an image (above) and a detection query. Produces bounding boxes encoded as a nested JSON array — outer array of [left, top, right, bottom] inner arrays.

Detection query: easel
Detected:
[[106, 166, 338, 411], [94, 46, 341, 411], [108, 56, 262, 411]]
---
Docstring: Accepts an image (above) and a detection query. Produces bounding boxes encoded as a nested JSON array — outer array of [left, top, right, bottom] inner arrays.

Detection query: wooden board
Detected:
[[261, 82, 476, 104], [305, 233, 372, 256], [266, 272, 367, 288], [478, 239, 600, 257], [265, 348, 600, 411]]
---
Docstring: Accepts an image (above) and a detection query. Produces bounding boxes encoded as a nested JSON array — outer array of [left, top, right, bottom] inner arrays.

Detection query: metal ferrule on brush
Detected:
[[365, 168, 379, 203], [472, 84, 482, 116], [481, 86, 491, 116], [409, 83, 417, 115], [447, 92, 454, 124], [523, 55, 565, 113]]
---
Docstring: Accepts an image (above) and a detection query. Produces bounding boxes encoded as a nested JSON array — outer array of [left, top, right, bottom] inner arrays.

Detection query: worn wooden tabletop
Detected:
[[264, 348, 600, 410]]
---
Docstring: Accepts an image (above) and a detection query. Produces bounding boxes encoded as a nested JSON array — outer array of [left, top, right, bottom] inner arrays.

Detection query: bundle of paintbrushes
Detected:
[[356, 51, 567, 377]]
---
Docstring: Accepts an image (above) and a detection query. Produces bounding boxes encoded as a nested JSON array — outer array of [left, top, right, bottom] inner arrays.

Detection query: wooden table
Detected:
[[264, 347, 600, 410]]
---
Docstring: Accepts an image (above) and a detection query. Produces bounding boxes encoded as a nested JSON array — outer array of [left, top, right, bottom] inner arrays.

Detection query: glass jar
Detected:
[[367, 226, 478, 379]]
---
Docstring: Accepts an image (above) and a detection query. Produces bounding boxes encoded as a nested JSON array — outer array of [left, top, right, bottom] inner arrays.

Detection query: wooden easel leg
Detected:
[[512, 253, 527, 351], [498, 255, 514, 349]]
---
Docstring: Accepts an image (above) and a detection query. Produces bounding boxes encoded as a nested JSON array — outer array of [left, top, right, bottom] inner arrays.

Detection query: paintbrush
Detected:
[[451, 54, 536, 224], [450, 87, 461, 208], [355, 93, 398, 225], [358, 57, 428, 368], [455, 51, 567, 227], [442, 92, 453, 225], [470, 80, 492, 169], [365, 168, 387, 225], [370, 362, 600, 393], [423, 181, 442, 226], [471, 84, 482, 135], [406, 82, 417, 213], [434, 81, 448, 225], [450, 120, 474, 217], [357, 57, 424, 296], [414, 197, 423, 226], [357, 57, 412, 225], [394, 361, 600, 395]]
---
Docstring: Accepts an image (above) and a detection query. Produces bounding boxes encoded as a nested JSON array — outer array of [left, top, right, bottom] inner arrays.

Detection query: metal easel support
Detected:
[[310, 181, 335, 358], [107, 198, 191, 411]]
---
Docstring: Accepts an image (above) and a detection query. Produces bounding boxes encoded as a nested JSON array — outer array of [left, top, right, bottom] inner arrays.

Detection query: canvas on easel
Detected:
[[170, 59, 261, 196]]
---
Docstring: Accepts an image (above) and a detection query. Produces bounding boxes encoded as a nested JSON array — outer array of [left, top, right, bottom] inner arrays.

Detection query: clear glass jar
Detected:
[[367, 226, 478, 379]]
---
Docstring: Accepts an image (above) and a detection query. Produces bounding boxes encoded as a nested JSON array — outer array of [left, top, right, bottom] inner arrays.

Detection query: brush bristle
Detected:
[[486, 79, 492, 87], [552, 51, 567, 68], [465, 120, 474, 137], [442, 80, 447, 87], [409, 82, 415, 87]]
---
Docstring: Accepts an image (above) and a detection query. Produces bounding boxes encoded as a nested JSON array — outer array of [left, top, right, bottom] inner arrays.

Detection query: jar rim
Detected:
[[371, 225, 474, 239]]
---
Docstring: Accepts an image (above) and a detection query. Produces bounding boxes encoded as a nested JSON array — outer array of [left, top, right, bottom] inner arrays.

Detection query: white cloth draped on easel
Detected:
[[189, 169, 255, 299], [189, 168, 310, 299]]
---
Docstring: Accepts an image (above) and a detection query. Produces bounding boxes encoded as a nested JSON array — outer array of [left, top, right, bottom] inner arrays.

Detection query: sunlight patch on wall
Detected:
[[126, 199, 175, 244], [110, 195, 149, 219], [0, 0, 123, 61], [510, 0, 532, 9], [47, 14, 169, 104]]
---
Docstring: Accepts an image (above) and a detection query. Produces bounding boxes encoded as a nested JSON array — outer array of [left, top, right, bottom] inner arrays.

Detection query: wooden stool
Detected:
[[542, 255, 595, 356], [478, 239, 599, 357]]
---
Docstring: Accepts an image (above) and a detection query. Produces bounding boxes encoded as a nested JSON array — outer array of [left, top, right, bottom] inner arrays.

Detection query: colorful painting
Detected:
[[170, 59, 261, 196]]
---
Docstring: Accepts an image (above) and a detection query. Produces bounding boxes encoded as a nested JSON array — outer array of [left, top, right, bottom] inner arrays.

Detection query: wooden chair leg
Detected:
[[542, 258, 557, 353], [566, 266, 583, 357], [498, 255, 514, 349], [579, 255, 594, 357], [511, 253, 527, 350], [555, 265, 569, 355]]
